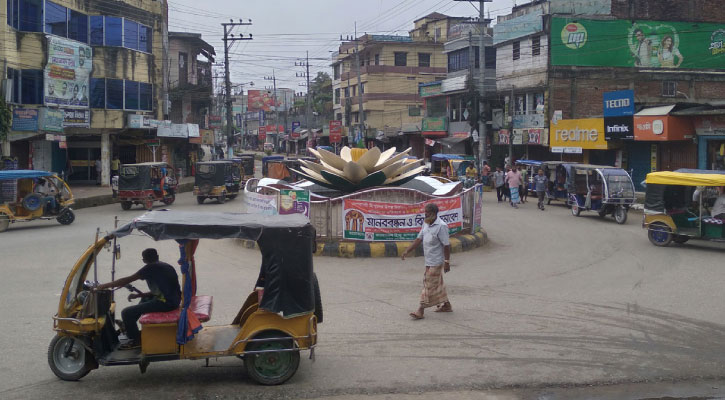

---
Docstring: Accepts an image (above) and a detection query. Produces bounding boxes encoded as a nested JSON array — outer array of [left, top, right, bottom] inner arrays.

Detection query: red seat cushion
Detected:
[[139, 295, 213, 324]]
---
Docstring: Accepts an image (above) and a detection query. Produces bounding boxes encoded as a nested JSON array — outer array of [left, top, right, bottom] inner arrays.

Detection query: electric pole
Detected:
[[222, 19, 252, 158], [264, 71, 278, 151], [478, 0, 489, 166], [354, 22, 365, 147], [296, 52, 313, 132]]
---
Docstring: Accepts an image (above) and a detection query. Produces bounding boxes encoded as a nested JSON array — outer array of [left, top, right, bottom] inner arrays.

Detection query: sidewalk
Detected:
[[69, 176, 195, 210]]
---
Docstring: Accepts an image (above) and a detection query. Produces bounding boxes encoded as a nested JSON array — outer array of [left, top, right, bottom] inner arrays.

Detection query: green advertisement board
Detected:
[[552, 18, 725, 70]]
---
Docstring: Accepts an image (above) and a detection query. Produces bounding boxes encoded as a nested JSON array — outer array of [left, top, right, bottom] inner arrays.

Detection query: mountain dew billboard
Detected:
[[552, 18, 725, 70]]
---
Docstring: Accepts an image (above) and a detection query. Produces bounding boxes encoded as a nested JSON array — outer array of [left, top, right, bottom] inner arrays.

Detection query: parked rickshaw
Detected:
[[543, 161, 574, 204], [566, 164, 636, 224], [234, 154, 256, 183], [262, 155, 284, 178], [49, 211, 321, 385], [515, 160, 542, 194], [431, 154, 473, 179], [643, 170, 725, 246], [118, 163, 177, 211], [194, 160, 240, 204], [0, 170, 75, 232]]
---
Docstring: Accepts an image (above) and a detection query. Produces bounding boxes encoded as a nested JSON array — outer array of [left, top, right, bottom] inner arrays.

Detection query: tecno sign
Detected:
[[550, 118, 608, 149], [603, 90, 635, 117]]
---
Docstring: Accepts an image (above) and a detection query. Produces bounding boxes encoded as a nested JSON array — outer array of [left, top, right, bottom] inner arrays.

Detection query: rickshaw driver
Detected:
[[95, 248, 181, 349], [711, 186, 725, 219]]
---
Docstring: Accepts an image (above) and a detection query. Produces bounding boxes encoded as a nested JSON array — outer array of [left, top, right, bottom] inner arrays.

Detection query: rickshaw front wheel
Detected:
[[56, 209, 75, 225], [244, 331, 300, 385], [197, 196, 206, 204], [648, 222, 673, 247], [614, 206, 628, 224], [48, 335, 94, 381], [0, 213, 9, 232], [218, 193, 227, 204], [120, 201, 132, 210]]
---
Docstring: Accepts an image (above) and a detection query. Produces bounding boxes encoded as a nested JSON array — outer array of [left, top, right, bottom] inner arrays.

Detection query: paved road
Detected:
[[2, 191, 725, 399]]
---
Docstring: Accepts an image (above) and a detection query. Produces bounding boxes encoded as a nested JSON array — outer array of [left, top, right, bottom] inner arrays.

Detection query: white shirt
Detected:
[[417, 217, 450, 267], [712, 195, 725, 217]]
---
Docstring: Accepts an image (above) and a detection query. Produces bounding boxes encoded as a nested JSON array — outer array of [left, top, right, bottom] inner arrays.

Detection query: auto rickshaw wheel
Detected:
[[197, 196, 206, 204], [571, 203, 581, 217], [48, 335, 94, 381], [648, 222, 673, 247], [162, 194, 176, 205], [120, 201, 132, 210], [144, 196, 154, 210], [614, 206, 627, 224], [56, 209, 75, 225], [244, 331, 300, 385]]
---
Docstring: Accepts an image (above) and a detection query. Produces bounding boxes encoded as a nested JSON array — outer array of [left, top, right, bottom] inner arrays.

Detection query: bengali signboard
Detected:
[[258, 126, 267, 142], [128, 114, 161, 129], [39, 107, 64, 132], [11, 108, 39, 131], [243, 191, 278, 215], [44, 36, 92, 108], [329, 120, 342, 143], [512, 113, 546, 129], [291, 121, 301, 139], [63, 109, 90, 128], [342, 197, 463, 241], [157, 122, 189, 138], [279, 189, 310, 217], [552, 18, 725, 70], [208, 115, 222, 129]]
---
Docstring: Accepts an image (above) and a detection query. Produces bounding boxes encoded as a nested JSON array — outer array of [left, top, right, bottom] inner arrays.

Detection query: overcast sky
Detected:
[[168, 0, 517, 93]]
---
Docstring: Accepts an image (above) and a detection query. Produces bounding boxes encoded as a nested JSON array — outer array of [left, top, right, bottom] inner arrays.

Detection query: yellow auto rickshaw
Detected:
[[49, 211, 321, 385], [0, 170, 75, 232]]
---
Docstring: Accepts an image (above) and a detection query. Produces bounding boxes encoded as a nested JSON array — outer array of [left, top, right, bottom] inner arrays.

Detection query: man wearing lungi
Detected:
[[402, 203, 452, 320]]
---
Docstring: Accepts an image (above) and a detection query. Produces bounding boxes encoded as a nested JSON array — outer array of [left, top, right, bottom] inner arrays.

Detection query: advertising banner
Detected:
[[329, 120, 342, 143], [62, 109, 90, 128], [128, 114, 161, 129], [634, 116, 694, 141], [247, 90, 277, 112], [243, 191, 278, 215], [12, 108, 39, 131], [603, 90, 635, 117], [512, 129, 524, 145], [605, 116, 635, 140], [550, 118, 608, 150], [342, 197, 463, 241], [291, 121, 301, 138], [527, 128, 545, 145], [208, 115, 222, 129], [200, 129, 214, 145], [258, 126, 267, 142], [497, 129, 510, 145], [552, 18, 725, 70], [44, 36, 92, 108], [40, 108, 64, 132], [279, 189, 310, 217], [473, 184, 483, 233], [513, 113, 546, 129], [157, 122, 188, 138]]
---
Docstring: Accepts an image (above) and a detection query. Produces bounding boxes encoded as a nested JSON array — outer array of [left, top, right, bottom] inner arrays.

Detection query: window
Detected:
[[532, 36, 541, 56], [20, 69, 43, 104], [19, 0, 42, 32], [6, 68, 20, 103], [124, 80, 139, 109], [354, 112, 359, 123], [447, 47, 479, 72], [90, 78, 105, 108], [485, 47, 496, 69], [104, 17, 123, 47], [435, 27, 442, 41], [418, 53, 431, 68], [124, 19, 139, 50], [106, 79, 123, 109], [140, 83, 152, 111], [7, 0, 19, 29], [394, 52, 407, 67], [374, 54, 379, 65], [662, 81, 677, 97], [352, 85, 356, 97], [344, 87, 349, 98], [68, 10, 88, 43], [45, 1, 67, 37], [513, 41, 520, 61], [334, 88, 340, 104], [139, 25, 152, 53], [333, 64, 340, 80], [408, 105, 421, 116], [90, 16, 104, 45], [360, 82, 365, 94]]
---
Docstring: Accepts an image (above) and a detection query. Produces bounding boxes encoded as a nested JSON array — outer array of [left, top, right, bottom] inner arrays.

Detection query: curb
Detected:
[[71, 182, 195, 210], [237, 230, 488, 258]]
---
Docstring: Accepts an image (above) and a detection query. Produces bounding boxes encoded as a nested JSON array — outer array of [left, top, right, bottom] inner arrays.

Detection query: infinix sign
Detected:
[[550, 118, 609, 149]]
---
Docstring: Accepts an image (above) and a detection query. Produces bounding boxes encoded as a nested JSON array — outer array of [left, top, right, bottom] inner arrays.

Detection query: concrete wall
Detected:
[[496, 35, 548, 90]]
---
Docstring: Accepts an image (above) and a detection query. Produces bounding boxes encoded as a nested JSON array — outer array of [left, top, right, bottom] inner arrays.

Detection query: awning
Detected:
[[636, 105, 676, 116], [437, 136, 469, 148], [422, 131, 448, 138]]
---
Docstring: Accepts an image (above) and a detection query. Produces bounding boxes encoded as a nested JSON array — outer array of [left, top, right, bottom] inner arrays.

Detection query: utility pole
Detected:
[[264, 71, 278, 151], [478, 0, 489, 166], [222, 19, 252, 158], [509, 86, 514, 164], [295, 52, 313, 136], [354, 22, 365, 147]]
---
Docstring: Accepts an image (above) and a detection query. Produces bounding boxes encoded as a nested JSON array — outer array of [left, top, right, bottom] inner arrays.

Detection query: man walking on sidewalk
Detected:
[[506, 167, 522, 208], [533, 168, 548, 210], [493, 167, 505, 202]]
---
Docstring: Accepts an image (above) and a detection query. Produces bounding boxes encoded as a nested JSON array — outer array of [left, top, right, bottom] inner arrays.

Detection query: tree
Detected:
[[309, 71, 333, 121], [0, 98, 10, 143]]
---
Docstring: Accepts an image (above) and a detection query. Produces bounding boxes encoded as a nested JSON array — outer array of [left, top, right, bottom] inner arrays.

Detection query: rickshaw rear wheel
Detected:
[[0, 213, 9, 232], [162, 194, 175, 205], [48, 335, 94, 381], [648, 222, 673, 247], [614, 206, 627, 224], [120, 201, 132, 210], [571, 203, 581, 217], [57, 209, 75, 225], [244, 331, 300, 385], [197, 196, 206, 204]]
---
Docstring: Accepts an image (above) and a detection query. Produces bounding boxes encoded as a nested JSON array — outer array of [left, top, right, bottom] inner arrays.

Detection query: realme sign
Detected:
[[550, 118, 609, 150]]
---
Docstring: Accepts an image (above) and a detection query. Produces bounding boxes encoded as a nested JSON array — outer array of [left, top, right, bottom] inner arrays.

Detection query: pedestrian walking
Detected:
[[533, 168, 548, 210], [506, 166, 522, 208], [493, 167, 505, 202], [519, 166, 528, 204], [111, 155, 120, 183], [95, 157, 102, 185], [480, 161, 491, 187], [402, 203, 452, 320]]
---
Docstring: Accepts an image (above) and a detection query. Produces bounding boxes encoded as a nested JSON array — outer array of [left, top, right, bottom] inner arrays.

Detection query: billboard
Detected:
[[44, 36, 92, 108], [248, 90, 277, 112], [549, 118, 609, 150], [552, 18, 725, 70], [604, 90, 635, 140]]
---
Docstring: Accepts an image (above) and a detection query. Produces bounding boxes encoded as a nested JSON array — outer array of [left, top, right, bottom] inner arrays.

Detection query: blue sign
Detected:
[[259, 110, 265, 124], [11, 108, 39, 131], [235, 113, 242, 127], [603, 90, 635, 117], [292, 121, 301, 132]]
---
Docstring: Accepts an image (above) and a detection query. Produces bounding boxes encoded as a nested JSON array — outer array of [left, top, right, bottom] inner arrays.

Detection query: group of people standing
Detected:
[[492, 165, 549, 211]]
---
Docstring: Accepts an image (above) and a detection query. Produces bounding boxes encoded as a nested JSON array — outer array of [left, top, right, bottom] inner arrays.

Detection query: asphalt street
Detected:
[[2, 189, 725, 399]]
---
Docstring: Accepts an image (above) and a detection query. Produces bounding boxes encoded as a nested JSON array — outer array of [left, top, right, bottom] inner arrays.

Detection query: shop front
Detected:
[[693, 114, 725, 170]]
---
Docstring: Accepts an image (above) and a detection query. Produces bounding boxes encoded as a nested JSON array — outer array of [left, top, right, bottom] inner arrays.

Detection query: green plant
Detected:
[[0, 98, 10, 142]]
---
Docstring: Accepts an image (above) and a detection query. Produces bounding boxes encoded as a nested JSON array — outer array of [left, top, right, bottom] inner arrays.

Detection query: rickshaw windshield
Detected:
[[120, 166, 138, 177], [197, 164, 216, 176], [606, 175, 634, 198]]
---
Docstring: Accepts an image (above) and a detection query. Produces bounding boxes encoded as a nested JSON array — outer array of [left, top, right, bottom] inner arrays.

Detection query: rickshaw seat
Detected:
[[139, 295, 213, 324]]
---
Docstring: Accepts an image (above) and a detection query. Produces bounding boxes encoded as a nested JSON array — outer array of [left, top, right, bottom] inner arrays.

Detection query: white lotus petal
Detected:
[[373, 147, 397, 170], [292, 168, 330, 184], [384, 166, 425, 185], [388, 161, 423, 178], [340, 146, 352, 162], [356, 147, 381, 173], [308, 148, 321, 159], [380, 162, 402, 178], [299, 160, 325, 174], [319, 160, 344, 175], [343, 161, 368, 184], [374, 148, 411, 170], [317, 148, 346, 171]]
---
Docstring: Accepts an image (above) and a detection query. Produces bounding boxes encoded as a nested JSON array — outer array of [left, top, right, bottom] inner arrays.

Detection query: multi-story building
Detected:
[[1, 0, 168, 185], [493, 0, 725, 187], [331, 13, 465, 156]]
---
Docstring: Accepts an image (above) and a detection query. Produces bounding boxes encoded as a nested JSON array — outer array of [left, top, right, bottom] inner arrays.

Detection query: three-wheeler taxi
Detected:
[[0, 170, 75, 232], [566, 164, 636, 224], [118, 163, 177, 210], [49, 211, 321, 385], [234, 154, 256, 183], [643, 170, 725, 246], [194, 160, 241, 204]]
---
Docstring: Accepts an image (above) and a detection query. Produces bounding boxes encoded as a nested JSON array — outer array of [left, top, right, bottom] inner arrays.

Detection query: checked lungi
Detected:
[[420, 264, 449, 308]]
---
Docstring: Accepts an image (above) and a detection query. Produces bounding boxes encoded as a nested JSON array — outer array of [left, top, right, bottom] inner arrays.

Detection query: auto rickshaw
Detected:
[[566, 164, 636, 224], [431, 154, 471, 179], [261, 155, 284, 178], [643, 170, 725, 246], [49, 211, 321, 385], [234, 154, 256, 183], [194, 160, 240, 204], [543, 161, 574, 204], [515, 160, 542, 194], [0, 170, 75, 232], [118, 163, 177, 211]]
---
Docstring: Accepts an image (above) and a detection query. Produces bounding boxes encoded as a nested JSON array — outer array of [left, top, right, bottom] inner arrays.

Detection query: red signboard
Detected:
[[258, 126, 267, 142], [329, 120, 342, 143], [247, 90, 278, 112], [265, 125, 284, 134]]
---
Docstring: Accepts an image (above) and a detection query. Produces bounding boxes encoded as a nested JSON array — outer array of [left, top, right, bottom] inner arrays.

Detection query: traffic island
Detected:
[[237, 229, 488, 258]]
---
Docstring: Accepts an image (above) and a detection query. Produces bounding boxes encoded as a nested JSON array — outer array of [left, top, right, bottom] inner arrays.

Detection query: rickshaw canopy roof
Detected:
[[197, 160, 234, 165], [122, 162, 171, 167], [262, 156, 285, 162], [515, 160, 542, 167], [432, 154, 465, 161], [646, 171, 725, 186], [0, 169, 55, 180]]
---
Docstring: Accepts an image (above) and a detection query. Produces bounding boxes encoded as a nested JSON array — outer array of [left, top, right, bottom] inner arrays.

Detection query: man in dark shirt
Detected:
[[96, 248, 181, 349]]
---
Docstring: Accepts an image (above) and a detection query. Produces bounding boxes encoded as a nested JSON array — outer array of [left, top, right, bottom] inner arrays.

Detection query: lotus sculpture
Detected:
[[292, 146, 425, 193]]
